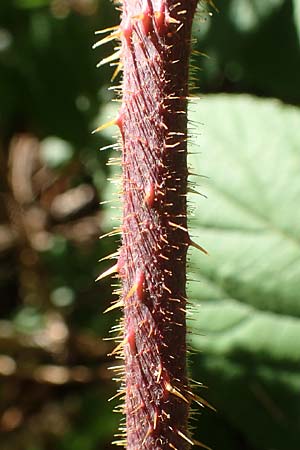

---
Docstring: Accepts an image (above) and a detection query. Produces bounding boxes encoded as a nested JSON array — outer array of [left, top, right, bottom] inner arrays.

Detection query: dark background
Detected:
[[0, 1, 300, 449]]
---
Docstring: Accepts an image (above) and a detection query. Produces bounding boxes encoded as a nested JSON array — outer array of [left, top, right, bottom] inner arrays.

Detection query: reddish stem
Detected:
[[114, 1, 199, 449]]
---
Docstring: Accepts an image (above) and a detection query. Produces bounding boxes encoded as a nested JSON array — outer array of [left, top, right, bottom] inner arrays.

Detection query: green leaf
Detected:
[[188, 95, 300, 449]]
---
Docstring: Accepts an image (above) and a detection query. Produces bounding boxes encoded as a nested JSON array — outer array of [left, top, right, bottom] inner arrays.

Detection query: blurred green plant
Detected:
[[194, 0, 300, 103]]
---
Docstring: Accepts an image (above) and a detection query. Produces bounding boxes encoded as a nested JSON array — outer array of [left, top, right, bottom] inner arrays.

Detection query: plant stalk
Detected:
[[118, 2, 198, 449], [98, 1, 201, 449]]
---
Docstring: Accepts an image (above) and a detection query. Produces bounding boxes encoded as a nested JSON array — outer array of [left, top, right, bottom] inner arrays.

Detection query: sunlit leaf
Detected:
[[189, 94, 300, 450]]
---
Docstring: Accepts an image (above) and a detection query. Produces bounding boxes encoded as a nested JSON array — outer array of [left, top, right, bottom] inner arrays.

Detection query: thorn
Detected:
[[161, 235, 168, 244], [147, 322, 154, 337], [165, 141, 181, 149], [96, 49, 121, 68], [111, 439, 127, 447], [162, 284, 172, 294], [125, 270, 145, 301], [168, 221, 188, 233], [144, 182, 155, 208], [104, 299, 124, 314], [168, 131, 185, 136], [156, 364, 163, 383], [188, 187, 207, 198], [99, 143, 119, 152], [189, 378, 206, 388], [99, 251, 119, 262], [106, 157, 122, 166], [125, 283, 138, 301], [109, 339, 126, 356], [99, 227, 122, 239], [168, 16, 181, 25], [135, 270, 145, 301], [169, 444, 178, 450], [192, 49, 210, 59], [95, 25, 119, 35], [159, 253, 169, 261], [193, 439, 212, 450], [176, 22, 184, 32], [131, 401, 144, 414], [111, 61, 123, 81], [189, 239, 208, 255], [165, 382, 189, 403], [92, 31, 122, 49], [177, 430, 194, 446], [108, 389, 126, 402], [188, 171, 207, 178], [108, 84, 122, 91], [141, 425, 152, 446], [162, 409, 170, 420], [92, 118, 118, 134], [153, 410, 158, 430], [126, 329, 137, 355], [96, 263, 118, 281], [189, 391, 216, 412]]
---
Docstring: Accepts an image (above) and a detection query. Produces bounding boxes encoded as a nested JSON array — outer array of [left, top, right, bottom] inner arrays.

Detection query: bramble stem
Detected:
[[113, 1, 199, 449]]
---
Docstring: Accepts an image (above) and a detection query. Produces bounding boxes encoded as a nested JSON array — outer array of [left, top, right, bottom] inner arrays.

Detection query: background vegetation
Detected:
[[0, 1, 300, 449]]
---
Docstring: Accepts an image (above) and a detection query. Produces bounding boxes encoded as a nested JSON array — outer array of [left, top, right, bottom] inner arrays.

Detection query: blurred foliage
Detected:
[[188, 95, 300, 450], [194, 0, 300, 103], [0, 0, 300, 450]]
